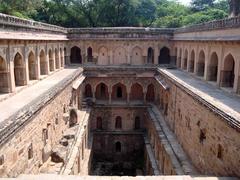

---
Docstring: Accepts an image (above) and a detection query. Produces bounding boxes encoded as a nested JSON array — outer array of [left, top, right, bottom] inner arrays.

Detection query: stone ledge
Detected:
[[0, 68, 83, 147]]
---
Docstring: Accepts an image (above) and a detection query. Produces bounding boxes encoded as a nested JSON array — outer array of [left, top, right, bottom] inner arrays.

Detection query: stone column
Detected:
[[127, 85, 131, 104], [154, 46, 159, 65], [46, 52, 50, 75], [36, 47, 41, 79], [143, 91, 147, 104], [108, 89, 112, 104], [52, 49, 56, 72], [8, 59, 15, 93], [93, 86, 96, 103], [24, 50, 29, 85]]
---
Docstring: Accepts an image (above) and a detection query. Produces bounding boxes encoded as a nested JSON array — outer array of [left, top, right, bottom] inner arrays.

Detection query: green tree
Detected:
[[191, 0, 215, 11]]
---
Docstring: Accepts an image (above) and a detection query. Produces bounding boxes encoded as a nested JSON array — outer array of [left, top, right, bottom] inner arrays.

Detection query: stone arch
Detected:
[[96, 116, 103, 130], [113, 47, 127, 65], [208, 52, 218, 82], [115, 141, 121, 152], [111, 83, 127, 100], [87, 47, 93, 62], [98, 46, 108, 65], [85, 84, 93, 98], [39, 50, 48, 75], [159, 47, 170, 64], [177, 48, 182, 68], [69, 109, 78, 127], [28, 51, 37, 80], [189, 50, 195, 73], [146, 84, 155, 102], [55, 48, 60, 69], [130, 83, 143, 101], [221, 54, 235, 88], [131, 46, 143, 65], [14, 52, 25, 86], [197, 50, 205, 77], [70, 46, 82, 64], [49, 49, 54, 72], [95, 83, 108, 100], [147, 47, 154, 64], [115, 116, 122, 129], [0, 56, 8, 92], [183, 49, 188, 70]]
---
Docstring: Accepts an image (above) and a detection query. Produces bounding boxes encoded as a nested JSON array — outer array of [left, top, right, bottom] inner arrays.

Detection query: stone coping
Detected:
[[175, 15, 240, 33], [158, 68, 240, 131], [1, 12, 240, 37], [0, 13, 66, 33], [68, 27, 174, 34]]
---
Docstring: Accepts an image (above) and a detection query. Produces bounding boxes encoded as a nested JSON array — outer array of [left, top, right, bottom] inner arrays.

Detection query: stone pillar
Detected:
[[154, 47, 159, 65], [109, 89, 112, 104], [24, 50, 29, 85], [46, 53, 50, 75], [52, 49, 56, 71], [9, 59, 15, 93], [127, 85, 131, 104], [204, 47, 209, 80], [93, 86, 96, 103], [65, 47, 71, 65], [233, 54, 240, 93], [143, 91, 147, 104], [36, 47, 41, 79], [187, 48, 191, 72]]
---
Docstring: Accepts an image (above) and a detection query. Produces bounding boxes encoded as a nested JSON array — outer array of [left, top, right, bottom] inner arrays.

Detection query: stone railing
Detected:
[[175, 15, 240, 33], [68, 27, 174, 40], [68, 27, 174, 34], [0, 13, 67, 33]]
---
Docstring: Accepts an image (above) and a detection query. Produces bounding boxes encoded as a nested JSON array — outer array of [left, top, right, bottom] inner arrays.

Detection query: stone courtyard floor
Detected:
[[159, 68, 240, 124], [0, 67, 82, 122]]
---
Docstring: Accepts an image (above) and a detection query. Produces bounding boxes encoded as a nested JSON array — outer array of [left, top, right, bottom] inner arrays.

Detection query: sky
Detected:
[[177, 0, 191, 6]]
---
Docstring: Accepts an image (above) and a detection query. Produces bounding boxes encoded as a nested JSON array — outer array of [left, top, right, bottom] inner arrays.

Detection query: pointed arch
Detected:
[[49, 49, 54, 72], [87, 47, 93, 62], [98, 46, 108, 65], [113, 47, 127, 65], [208, 52, 218, 82], [146, 84, 155, 102], [159, 47, 170, 64], [28, 51, 37, 80], [111, 83, 127, 100], [39, 50, 48, 75], [147, 47, 154, 64], [95, 83, 108, 100], [14, 52, 25, 86], [130, 83, 143, 101], [70, 46, 82, 64], [0, 56, 8, 92], [183, 49, 188, 70], [85, 84, 93, 98], [221, 54, 235, 88], [115, 116, 122, 129], [197, 50, 205, 77], [132, 46, 143, 65], [189, 50, 195, 73]]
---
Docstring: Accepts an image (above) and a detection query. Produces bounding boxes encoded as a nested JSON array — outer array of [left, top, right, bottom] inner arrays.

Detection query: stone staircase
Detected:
[[148, 104, 198, 175]]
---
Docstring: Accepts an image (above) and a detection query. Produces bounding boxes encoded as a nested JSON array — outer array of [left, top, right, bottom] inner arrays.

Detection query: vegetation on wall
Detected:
[[0, 0, 230, 28]]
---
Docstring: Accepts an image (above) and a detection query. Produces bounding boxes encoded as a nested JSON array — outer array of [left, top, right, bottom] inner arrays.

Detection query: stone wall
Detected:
[[156, 71, 240, 177], [0, 74, 80, 177]]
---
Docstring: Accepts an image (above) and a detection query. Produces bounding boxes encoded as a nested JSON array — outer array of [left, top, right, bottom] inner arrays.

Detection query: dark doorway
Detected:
[[70, 46, 82, 64], [159, 47, 170, 64]]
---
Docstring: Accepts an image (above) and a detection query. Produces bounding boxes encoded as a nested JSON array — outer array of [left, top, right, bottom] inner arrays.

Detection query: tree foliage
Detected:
[[0, 0, 230, 28]]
